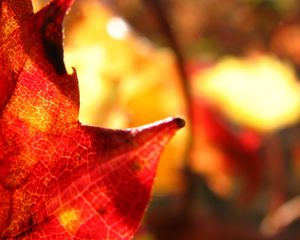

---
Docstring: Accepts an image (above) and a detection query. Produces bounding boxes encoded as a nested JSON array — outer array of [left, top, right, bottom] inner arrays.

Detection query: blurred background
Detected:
[[33, 0, 300, 239]]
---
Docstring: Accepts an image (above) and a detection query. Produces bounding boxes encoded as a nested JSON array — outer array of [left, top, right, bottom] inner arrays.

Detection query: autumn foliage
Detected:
[[0, 0, 184, 239], [4, 0, 300, 239]]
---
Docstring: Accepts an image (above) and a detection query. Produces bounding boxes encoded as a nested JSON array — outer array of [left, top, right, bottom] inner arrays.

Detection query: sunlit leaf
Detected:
[[0, 0, 184, 238]]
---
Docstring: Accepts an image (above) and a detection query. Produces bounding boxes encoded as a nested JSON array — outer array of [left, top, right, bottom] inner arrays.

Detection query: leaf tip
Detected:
[[157, 117, 185, 132], [34, 0, 75, 74], [137, 117, 186, 137], [172, 117, 186, 129]]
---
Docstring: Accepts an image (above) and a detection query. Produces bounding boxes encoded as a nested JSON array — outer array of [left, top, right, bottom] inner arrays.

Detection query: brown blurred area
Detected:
[[33, 1, 300, 239]]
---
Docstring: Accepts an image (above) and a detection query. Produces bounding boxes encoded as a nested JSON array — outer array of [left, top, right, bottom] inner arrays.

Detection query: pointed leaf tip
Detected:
[[137, 117, 185, 130], [145, 117, 186, 132], [53, 0, 74, 12], [46, 0, 74, 13], [172, 117, 186, 129], [34, 0, 74, 74]]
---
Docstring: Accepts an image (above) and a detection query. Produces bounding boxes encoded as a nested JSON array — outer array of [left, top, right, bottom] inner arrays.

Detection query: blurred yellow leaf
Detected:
[[194, 55, 300, 132], [32, 0, 45, 11]]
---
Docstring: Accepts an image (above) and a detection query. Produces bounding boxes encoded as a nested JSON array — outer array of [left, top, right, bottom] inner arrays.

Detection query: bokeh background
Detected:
[[33, 0, 300, 239]]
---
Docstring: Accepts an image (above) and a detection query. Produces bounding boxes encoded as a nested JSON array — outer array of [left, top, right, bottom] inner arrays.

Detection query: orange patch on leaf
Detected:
[[57, 208, 82, 235]]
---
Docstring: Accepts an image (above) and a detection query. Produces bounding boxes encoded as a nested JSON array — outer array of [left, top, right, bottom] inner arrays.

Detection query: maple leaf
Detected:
[[0, 0, 184, 239]]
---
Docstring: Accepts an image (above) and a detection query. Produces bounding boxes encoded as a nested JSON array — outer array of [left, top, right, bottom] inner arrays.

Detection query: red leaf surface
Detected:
[[0, 0, 184, 239]]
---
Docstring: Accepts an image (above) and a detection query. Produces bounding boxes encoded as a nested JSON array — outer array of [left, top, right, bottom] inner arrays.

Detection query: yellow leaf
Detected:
[[194, 55, 300, 132]]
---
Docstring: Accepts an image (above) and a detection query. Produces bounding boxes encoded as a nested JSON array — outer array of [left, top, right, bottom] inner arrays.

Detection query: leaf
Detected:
[[193, 56, 300, 132], [0, 0, 184, 239], [191, 98, 261, 201]]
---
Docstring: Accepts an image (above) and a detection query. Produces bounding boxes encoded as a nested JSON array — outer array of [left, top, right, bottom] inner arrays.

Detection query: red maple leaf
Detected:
[[0, 0, 184, 239]]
